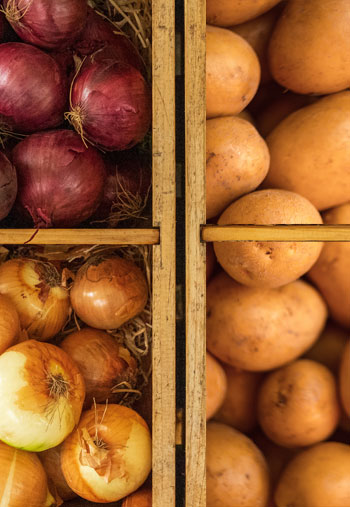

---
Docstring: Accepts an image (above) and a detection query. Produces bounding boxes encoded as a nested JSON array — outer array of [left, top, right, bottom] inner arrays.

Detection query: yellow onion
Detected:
[[70, 256, 148, 330], [0, 258, 70, 341], [0, 293, 21, 354], [61, 404, 152, 502], [0, 340, 85, 451], [0, 440, 49, 505], [40, 443, 76, 502], [122, 487, 152, 506], [60, 327, 138, 408]]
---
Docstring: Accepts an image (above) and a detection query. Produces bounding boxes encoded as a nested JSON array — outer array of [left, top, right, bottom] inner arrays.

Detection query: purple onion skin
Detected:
[[74, 7, 145, 74], [71, 50, 152, 151], [0, 150, 17, 221], [3, 0, 88, 49], [93, 150, 152, 220], [0, 43, 67, 133], [13, 130, 106, 228]]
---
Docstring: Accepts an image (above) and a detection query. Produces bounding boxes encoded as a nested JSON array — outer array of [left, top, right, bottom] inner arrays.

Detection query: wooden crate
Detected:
[[0, 0, 176, 505], [184, 2, 350, 506]]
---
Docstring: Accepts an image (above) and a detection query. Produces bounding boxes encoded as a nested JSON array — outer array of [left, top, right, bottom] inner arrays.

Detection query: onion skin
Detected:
[[69, 49, 151, 151], [0, 440, 49, 506], [3, 0, 88, 49], [0, 150, 17, 221], [93, 150, 152, 221], [70, 257, 148, 330], [0, 43, 67, 133], [0, 294, 20, 354], [0, 340, 85, 451], [13, 130, 106, 228], [122, 488, 152, 506], [61, 327, 138, 408], [61, 404, 152, 503], [0, 258, 70, 341], [74, 7, 144, 73], [40, 444, 76, 501]]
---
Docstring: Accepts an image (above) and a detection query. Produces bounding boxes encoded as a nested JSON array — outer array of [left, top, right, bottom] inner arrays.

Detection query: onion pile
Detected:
[[13, 129, 106, 228], [0, 0, 151, 227]]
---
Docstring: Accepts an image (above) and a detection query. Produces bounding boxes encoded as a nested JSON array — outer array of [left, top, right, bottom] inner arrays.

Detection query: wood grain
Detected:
[[152, 0, 176, 505], [185, 0, 206, 505], [202, 225, 350, 242], [0, 229, 159, 245]]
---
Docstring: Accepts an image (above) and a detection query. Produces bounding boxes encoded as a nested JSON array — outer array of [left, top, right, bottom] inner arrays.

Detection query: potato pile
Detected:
[[205, 1, 350, 506]]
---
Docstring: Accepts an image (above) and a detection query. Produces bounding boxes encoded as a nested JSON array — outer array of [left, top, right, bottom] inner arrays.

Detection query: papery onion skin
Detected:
[[3, 0, 88, 49], [60, 327, 138, 408], [0, 43, 67, 133], [40, 443, 76, 501], [0, 150, 17, 221], [0, 258, 70, 341], [0, 440, 49, 505], [69, 49, 151, 151], [0, 293, 20, 354], [13, 130, 106, 228], [0, 340, 85, 452], [61, 404, 152, 503], [70, 257, 148, 330], [93, 150, 152, 221], [74, 7, 145, 73], [122, 487, 152, 506]]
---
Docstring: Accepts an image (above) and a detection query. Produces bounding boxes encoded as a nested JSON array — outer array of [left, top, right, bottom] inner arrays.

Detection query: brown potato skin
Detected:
[[339, 340, 350, 417], [264, 92, 350, 211], [308, 203, 350, 328], [206, 351, 227, 420], [206, 117, 270, 219], [275, 442, 350, 507], [206, 26, 260, 118], [214, 365, 262, 432], [207, 422, 270, 507], [303, 321, 348, 373], [207, 0, 282, 27], [214, 189, 323, 288], [206, 272, 327, 371], [257, 359, 340, 448], [268, 0, 350, 95], [231, 5, 282, 84]]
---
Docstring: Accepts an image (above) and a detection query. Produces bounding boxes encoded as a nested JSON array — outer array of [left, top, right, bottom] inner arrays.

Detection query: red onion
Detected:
[[0, 150, 17, 221], [68, 48, 151, 151], [0, 43, 67, 133], [94, 150, 151, 221], [13, 130, 106, 228], [74, 7, 145, 74], [3, 0, 87, 49]]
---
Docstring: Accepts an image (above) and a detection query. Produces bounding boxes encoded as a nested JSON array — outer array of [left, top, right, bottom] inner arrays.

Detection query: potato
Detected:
[[268, 0, 350, 95], [207, 422, 270, 507], [308, 202, 350, 328], [257, 359, 340, 448], [214, 365, 262, 432], [264, 92, 350, 210], [206, 351, 227, 420], [206, 272, 327, 371], [207, 0, 283, 27], [214, 189, 323, 288], [206, 26, 260, 118], [339, 341, 350, 417], [236, 110, 255, 124], [303, 321, 348, 373], [206, 117, 270, 219], [275, 442, 350, 507], [231, 5, 282, 84]]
